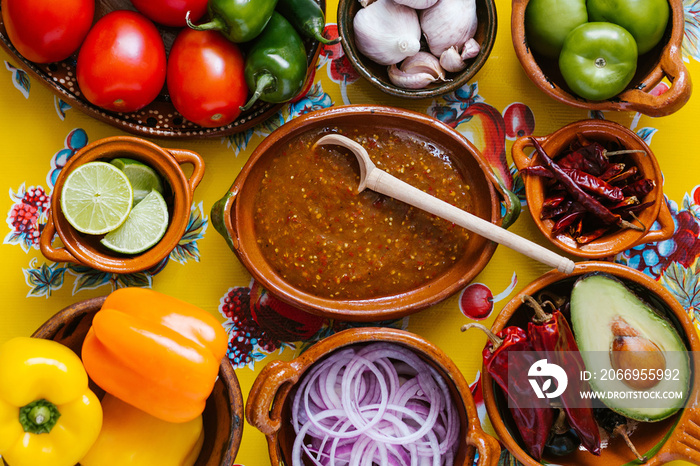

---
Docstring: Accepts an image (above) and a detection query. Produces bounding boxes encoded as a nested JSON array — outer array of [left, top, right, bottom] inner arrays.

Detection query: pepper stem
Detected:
[[552, 407, 569, 435], [185, 11, 225, 33], [614, 424, 648, 463], [605, 149, 647, 157], [522, 294, 552, 324], [240, 73, 276, 112], [317, 33, 341, 45], [461, 323, 503, 350], [19, 399, 61, 434]]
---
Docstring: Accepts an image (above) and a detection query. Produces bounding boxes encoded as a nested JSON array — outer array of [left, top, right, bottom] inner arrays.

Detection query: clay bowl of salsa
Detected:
[[211, 105, 520, 322]]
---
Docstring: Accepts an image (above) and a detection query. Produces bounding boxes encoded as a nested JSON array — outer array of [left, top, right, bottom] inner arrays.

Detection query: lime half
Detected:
[[100, 190, 169, 254], [60, 162, 133, 235], [110, 158, 165, 205]]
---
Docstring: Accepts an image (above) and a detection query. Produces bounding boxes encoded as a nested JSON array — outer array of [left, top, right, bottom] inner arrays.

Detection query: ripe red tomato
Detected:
[[76, 11, 167, 113], [167, 28, 248, 128], [129, 0, 208, 27], [1, 0, 94, 63]]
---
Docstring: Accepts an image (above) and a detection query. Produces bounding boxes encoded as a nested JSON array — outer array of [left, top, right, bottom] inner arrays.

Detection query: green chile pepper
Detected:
[[276, 0, 340, 45], [187, 0, 278, 43], [240, 12, 308, 110], [559, 22, 637, 101]]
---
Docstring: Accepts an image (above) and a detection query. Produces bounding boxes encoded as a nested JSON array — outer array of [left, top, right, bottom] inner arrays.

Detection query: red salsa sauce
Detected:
[[254, 126, 473, 300]]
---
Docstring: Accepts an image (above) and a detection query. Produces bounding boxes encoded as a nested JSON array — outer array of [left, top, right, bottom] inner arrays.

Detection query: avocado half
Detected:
[[570, 273, 690, 422]]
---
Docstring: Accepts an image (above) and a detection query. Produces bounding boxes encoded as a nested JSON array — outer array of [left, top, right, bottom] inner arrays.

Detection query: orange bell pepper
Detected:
[[81, 287, 228, 423]]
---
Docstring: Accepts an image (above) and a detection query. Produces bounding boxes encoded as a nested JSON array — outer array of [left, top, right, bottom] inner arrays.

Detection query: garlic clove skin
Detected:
[[388, 65, 441, 89], [420, 0, 478, 57], [439, 46, 467, 72], [388, 51, 446, 89], [400, 51, 446, 80], [353, 0, 422, 66], [461, 38, 480, 60], [393, 0, 440, 8]]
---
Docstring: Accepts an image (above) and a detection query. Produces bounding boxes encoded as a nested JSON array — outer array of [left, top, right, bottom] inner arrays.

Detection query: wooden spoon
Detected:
[[314, 134, 575, 274]]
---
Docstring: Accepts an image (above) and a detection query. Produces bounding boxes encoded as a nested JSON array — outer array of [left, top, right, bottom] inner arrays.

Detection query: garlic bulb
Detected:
[[420, 0, 478, 57], [393, 0, 440, 8], [388, 51, 446, 88], [439, 38, 481, 72], [354, 0, 422, 66]]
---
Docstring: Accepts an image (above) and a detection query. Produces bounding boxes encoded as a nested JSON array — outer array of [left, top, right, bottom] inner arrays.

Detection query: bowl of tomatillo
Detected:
[[511, 0, 691, 116]]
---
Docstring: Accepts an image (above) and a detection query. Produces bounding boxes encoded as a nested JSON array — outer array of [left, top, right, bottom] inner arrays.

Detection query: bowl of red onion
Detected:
[[246, 327, 500, 465]]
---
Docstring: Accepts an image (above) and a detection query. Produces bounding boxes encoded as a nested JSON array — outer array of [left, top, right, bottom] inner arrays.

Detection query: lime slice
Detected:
[[60, 161, 133, 235], [110, 158, 164, 205], [100, 190, 169, 254]]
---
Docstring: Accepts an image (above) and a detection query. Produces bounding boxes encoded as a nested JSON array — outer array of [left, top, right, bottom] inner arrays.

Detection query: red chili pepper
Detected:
[[552, 210, 585, 235], [562, 168, 624, 202], [523, 295, 602, 456], [599, 162, 626, 181], [576, 226, 609, 244], [520, 165, 555, 178], [556, 142, 609, 176], [542, 195, 566, 209], [607, 166, 638, 185], [463, 323, 555, 460], [622, 178, 655, 198]]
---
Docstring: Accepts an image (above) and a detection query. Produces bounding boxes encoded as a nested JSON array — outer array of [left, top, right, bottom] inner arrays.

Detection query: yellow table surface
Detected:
[[1, 1, 700, 465]]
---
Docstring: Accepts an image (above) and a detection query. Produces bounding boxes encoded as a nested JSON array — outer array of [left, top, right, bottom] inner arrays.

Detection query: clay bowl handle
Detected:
[[632, 197, 675, 246], [245, 360, 300, 436], [39, 214, 79, 264], [210, 187, 240, 252], [167, 148, 206, 195], [619, 44, 691, 117], [467, 426, 501, 466]]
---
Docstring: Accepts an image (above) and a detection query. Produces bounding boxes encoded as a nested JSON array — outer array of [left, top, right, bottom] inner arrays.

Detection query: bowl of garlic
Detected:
[[338, 0, 497, 98]]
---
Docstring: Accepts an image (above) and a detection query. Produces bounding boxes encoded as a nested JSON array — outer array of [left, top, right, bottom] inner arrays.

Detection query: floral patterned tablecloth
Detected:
[[1, 1, 700, 465]]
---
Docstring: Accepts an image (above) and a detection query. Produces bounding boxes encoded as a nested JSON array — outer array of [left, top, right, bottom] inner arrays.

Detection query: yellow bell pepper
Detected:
[[81, 287, 228, 423], [81, 394, 204, 466], [0, 337, 102, 466]]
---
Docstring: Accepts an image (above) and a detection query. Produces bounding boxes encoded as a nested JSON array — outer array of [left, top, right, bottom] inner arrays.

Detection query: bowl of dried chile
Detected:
[[512, 119, 674, 259]]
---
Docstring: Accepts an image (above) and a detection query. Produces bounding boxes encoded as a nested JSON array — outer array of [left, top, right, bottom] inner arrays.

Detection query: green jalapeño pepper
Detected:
[[559, 22, 637, 101], [240, 12, 308, 110], [277, 0, 340, 45], [187, 0, 278, 43]]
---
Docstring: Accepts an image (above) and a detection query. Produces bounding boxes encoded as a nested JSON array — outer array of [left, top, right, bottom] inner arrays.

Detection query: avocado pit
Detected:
[[609, 317, 666, 390]]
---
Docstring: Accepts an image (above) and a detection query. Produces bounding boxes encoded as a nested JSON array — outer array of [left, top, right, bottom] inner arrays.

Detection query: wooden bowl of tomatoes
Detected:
[[0, 0, 326, 138], [511, 0, 691, 116]]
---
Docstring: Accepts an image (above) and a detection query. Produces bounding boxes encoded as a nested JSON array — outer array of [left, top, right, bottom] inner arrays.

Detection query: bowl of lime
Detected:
[[39, 136, 205, 273]]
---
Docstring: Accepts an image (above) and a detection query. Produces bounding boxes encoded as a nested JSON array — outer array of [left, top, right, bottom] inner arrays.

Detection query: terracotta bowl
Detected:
[[40, 136, 205, 273], [337, 0, 497, 98], [511, 0, 691, 116], [0, 0, 325, 138], [14, 296, 244, 466], [246, 327, 500, 465], [211, 105, 520, 322], [482, 261, 700, 466], [512, 119, 674, 259]]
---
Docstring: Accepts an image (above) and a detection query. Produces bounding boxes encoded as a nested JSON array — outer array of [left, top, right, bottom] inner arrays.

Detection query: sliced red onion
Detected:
[[290, 343, 460, 466]]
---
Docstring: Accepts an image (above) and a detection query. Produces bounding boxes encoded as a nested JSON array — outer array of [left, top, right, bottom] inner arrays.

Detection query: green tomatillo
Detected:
[[559, 22, 638, 101], [525, 0, 588, 58], [587, 0, 670, 54]]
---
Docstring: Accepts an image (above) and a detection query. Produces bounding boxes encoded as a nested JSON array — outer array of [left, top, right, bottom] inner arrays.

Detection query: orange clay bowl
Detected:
[[246, 326, 500, 466], [39, 136, 205, 274], [14, 296, 244, 466], [511, 0, 691, 116], [512, 119, 674, 259], [337, 0, 497, 98], [210, 105, 520, 322], [481, 261, 700, 466]]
